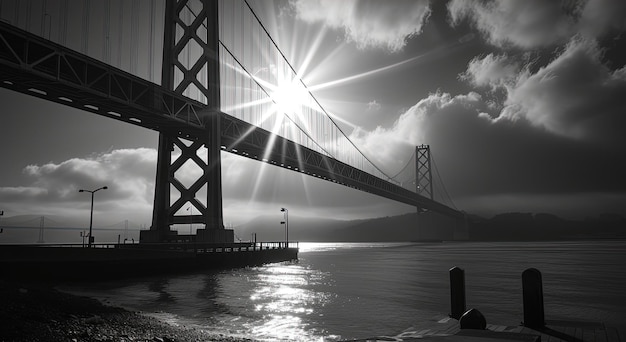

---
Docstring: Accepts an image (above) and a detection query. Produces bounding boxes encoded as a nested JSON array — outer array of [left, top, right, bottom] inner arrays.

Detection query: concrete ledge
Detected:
[[457, 329, 540, 341], [0, 245, 298, 281]]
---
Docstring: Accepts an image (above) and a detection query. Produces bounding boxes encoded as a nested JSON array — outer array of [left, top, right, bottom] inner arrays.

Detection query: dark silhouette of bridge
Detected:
[[0, 0, 465, 243]]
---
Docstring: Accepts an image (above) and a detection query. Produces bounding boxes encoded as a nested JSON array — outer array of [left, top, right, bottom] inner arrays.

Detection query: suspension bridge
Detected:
[[0, 0, 467, 243]]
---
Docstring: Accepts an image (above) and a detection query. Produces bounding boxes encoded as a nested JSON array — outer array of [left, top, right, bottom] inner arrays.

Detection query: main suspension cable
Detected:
[[431, 152, 457, 209], [241, 0, 396, 181]]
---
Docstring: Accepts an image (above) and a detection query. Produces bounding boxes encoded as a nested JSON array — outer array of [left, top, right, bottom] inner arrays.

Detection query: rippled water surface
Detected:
[[65, 241, 626, 341]]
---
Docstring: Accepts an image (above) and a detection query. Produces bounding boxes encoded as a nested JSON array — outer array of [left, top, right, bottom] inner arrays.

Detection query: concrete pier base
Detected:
[[0, 243, 297, 281]]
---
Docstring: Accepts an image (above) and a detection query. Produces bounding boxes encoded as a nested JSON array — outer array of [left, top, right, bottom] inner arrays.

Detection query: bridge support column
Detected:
[[415, 145, 441, 241], [416, 145, 433, 200], [142, 0, 232, 243]]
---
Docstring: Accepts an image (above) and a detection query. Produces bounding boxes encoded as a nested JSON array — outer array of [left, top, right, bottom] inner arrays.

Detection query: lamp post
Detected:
[[280, 207, 288, 246], [186, 206, 193, 235], [79, 186, 108, 248]]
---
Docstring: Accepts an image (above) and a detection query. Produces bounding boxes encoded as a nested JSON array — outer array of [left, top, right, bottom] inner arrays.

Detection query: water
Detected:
[[64, 241, 626, 341]]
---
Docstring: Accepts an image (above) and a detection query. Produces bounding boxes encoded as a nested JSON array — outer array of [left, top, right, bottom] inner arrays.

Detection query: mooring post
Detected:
[[449, 266, 466, 319], [460, 308, 486, 330], [522, 268, 545, 329]]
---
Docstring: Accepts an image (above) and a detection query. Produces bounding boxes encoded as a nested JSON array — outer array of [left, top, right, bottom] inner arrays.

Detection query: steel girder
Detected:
[[0, 21, 210, 138]]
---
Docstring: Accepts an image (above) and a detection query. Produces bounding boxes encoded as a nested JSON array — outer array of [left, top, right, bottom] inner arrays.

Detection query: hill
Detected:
[[234, 211, 626, 242], [233, 215, 353, 242], [468, 212, 626, 241]]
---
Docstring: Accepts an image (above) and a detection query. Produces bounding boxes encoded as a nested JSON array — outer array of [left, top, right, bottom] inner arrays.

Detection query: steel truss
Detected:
[[0, 20, 209, 136], [416, 145, 434, 200]]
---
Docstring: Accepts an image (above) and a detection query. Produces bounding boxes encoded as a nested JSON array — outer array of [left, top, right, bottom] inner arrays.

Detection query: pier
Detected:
[[0, 242, 298, 281]]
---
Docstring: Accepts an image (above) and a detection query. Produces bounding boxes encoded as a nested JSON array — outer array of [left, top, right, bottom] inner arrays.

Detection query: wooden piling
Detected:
[[449, 266, 466, 319], [522, 268, 545, 329]]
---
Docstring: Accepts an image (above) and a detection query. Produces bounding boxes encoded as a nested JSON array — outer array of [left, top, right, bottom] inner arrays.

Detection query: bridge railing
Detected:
[[115, 241, 299, 253]]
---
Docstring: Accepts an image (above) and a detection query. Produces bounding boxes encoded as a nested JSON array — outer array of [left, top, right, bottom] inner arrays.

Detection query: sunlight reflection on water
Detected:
[[246, 262, 336, 341], [297, 241, 413, 253]]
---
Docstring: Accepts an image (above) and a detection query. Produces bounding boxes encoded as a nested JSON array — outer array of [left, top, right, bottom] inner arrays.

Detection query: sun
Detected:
[[272, 78, 309, 120]]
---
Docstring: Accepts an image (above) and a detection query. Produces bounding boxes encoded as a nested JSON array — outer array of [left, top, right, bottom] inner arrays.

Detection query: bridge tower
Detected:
[[141, 0, 233, 243], [414, 145, 469, 241], [416, 145, 433, 200], [415, 145, 443, 240]]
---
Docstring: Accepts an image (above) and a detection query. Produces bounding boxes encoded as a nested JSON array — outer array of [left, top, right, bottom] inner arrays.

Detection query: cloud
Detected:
[[448, 0, 579, 48], [0, 148, 157, 222], [463, 38, 626, 144], [0, 186, 48, 200], [448, 0, 626, 49], [289, 0, 431, 52], [25, 148, 157, 202], [461, 53, 522, 91], [346, 90, 626, 217], [578, 0, 626, 38], [350, 92, 487, 172], [366, 100, 381, 111]]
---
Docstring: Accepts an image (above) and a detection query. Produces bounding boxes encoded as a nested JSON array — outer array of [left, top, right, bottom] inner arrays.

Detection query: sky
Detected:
[[1, 0, 625, 237]]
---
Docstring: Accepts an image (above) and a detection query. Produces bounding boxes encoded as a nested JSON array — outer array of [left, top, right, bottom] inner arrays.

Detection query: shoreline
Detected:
[[0, 280, 255, 342]]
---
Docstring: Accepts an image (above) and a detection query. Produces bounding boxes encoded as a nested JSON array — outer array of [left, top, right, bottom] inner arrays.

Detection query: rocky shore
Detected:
[[0, 281, 255, 342]]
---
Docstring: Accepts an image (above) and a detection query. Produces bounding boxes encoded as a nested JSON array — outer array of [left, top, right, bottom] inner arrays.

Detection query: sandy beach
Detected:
[[0, 280, 254, 342]]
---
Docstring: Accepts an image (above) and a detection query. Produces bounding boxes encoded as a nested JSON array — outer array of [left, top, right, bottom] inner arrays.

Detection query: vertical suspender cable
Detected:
[[3, 0, 14, 25], [43, 0, 51, 40], [25, 0, 31, 32], [117, 0, 123, 68], [239, 0, 244, 123], [186, 7, 191, 97], [131, 0, 138, 75], [14, 0, 19, 28], [104, 0, 110, 63], [59, 0, 67, 45], [149, 0, 154, 81], [82, 0, 90, 54], [41, 0, 46, 37], [45, 13, 51, 39]]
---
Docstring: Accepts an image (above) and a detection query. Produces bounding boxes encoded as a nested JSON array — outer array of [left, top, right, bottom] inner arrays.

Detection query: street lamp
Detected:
[[186, 205, 193, 235], [280, 207, 288, 245], [79, 186, 108, 248]]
